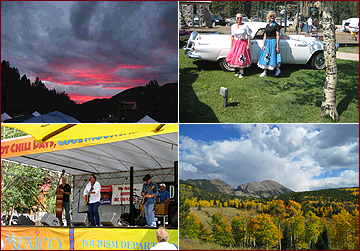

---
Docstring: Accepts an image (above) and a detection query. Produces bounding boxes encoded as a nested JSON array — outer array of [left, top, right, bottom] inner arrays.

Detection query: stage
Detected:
[[1, 226, 178, 250]]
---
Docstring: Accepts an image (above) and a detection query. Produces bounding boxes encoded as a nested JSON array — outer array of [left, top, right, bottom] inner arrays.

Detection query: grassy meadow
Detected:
[[179, 49, 359, 123]]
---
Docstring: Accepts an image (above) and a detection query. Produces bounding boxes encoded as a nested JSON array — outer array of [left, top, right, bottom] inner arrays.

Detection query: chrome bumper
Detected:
[[187, 51, 202, 59]]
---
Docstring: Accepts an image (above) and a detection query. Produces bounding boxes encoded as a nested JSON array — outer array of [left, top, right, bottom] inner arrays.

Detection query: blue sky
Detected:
[[179, 124, 359, 192]]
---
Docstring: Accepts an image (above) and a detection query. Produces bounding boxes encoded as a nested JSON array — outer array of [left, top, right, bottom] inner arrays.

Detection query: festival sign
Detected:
[[1, 227, 71, 250], [100, 185, 113, 205], [73, 228, 178, 250], [1, 227, 178, 250], [111, 184, 143, 205], [1, 124, 178, 159]]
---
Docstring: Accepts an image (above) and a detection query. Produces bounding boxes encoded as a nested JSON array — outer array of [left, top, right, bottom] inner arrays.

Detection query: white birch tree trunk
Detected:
[[321, 1, 340, 121]]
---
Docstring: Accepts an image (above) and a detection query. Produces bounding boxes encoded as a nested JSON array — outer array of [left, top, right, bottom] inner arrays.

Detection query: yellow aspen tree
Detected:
[[350, 209, 359, 249], [252, 213, 283, 250], [330, 209, 353, 249], [285, 200, 306, 249], [269, 199, 286, 249]]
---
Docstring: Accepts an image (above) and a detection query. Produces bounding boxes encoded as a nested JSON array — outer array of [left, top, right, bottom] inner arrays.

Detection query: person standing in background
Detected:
[[58, 177, 71, 226]]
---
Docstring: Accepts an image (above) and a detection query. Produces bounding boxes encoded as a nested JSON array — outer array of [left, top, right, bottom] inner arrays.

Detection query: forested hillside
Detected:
[[180, 183, 359, 250]]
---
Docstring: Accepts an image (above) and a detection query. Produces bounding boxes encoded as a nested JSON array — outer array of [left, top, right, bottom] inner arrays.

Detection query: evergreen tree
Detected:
[[315, 227, 329, 250]]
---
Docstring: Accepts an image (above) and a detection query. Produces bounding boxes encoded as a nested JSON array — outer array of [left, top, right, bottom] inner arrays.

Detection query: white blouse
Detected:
[[231, 23, 251, 40]]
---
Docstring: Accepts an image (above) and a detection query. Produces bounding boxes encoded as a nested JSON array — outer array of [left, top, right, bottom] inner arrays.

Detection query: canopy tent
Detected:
[[1, 112, 12, 122], [32, 111, 41, 117], [22, 110, 80, 123], [137, 115, 159, 123], [1, 124, 178, 175]]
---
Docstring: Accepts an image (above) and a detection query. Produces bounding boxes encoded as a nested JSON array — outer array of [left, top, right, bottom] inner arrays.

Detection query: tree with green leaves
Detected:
[[1, 126, 58, 224], [231, 213, 247, 248], [211, 211, 235, 247], [179, 196, 191, 237], [305, 211, 323, 249], [183, 212, 202, 239]]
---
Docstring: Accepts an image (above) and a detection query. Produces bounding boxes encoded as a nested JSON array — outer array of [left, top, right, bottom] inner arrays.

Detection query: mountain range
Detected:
[[182, 179, 293, 198]]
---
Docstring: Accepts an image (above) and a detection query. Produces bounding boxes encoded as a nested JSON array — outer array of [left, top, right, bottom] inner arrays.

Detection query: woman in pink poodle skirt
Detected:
[[226, 13, 251, 78]]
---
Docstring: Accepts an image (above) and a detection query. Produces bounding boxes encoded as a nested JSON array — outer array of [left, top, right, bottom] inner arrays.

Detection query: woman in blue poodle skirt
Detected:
[[226, 13, 251, 78], [257, 11, 281, 77]]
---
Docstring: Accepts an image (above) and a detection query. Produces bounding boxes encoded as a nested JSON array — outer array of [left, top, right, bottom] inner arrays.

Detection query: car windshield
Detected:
[[253, 28, 290, 40]]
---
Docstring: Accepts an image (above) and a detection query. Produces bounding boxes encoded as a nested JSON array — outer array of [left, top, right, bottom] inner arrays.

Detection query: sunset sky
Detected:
[[1, 1, 178, 103], [180, 124, 359, 192]]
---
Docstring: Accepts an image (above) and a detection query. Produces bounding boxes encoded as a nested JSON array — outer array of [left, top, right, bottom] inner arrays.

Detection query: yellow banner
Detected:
[[1, 227, 70, 250], [0, 227, 178, 250], [74, 228, 178, 250], [1, 125, 177, 159], [2, 124, 178, 143]]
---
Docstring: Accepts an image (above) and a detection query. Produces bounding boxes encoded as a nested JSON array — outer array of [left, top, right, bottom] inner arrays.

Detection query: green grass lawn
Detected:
[[337, 46, 359, 54], [179, 50, 359, 123]]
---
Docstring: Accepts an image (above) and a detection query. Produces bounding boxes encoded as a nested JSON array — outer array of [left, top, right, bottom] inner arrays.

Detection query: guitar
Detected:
[[55, 170, 66, 219], [140, 184, 155, 205], [84, 186, 94, 206]]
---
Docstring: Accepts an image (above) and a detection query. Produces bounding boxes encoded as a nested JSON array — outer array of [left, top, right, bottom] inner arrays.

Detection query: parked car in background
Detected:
[[342, 18, 359, 33], [184, 22, 339, 71], [348, 18, 359, 33], [211, 14, 227, 26], [275, 17, 294, 28], [342, 19, 351, 32], [226, 14, 249, 26]]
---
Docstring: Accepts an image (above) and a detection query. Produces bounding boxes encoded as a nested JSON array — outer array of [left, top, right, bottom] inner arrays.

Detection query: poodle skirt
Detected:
[[257, 39, 282, 70], [226, 39, 251, 69]]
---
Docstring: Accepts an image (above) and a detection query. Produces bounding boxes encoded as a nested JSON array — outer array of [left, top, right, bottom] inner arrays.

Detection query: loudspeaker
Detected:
[[100, 212, 120, 226], [135, 218, 146, 226], [17, 215, 35, 225], [72, 213, 89, 226], [40, 213, 60, 226], [168, 205, 178, 227]]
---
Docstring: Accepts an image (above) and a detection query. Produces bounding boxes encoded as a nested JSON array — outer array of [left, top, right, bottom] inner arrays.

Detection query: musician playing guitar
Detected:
[[141, 174, 158, 227], [58, 177, 72, 226], [83, 174, 101, 226]]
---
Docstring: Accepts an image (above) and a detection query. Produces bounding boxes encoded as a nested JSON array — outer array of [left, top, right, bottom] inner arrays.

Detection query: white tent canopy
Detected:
[[22, 110, 79, 123], [1, 112, 12, 122], [32, 111, 41, 117], [2, 132, 178, 176], [137, 115, 159, 123]]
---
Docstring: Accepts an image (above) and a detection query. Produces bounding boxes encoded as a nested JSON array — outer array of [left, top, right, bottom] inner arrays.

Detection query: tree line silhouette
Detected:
[[1, 60, 79, 119]]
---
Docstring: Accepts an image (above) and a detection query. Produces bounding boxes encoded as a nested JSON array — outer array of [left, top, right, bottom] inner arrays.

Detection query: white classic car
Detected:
[[184, 22, 338, 71]]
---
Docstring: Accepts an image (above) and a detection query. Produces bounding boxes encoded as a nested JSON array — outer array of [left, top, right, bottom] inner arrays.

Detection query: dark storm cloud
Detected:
[[1, 1, 178, 103], [69, 1, 98, 40]]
